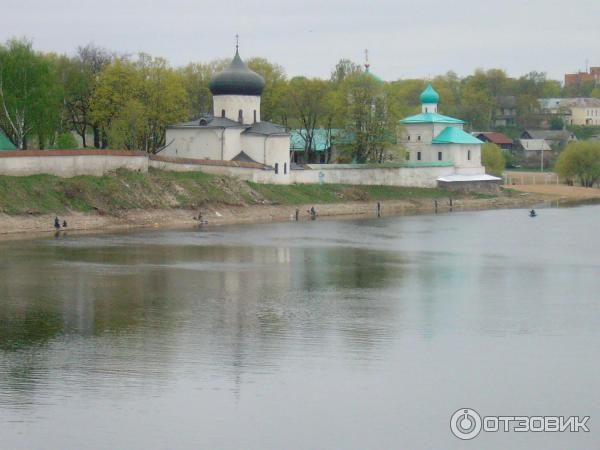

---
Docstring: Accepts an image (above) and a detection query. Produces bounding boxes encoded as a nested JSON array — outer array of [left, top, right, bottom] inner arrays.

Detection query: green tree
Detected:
[[177, 59, 227, 120], [90, 58, 142, 148], [481, 143, 505, 176], [91, 54, 187, 152], [53, 44, 113, 148], [516, 94, 542, 129], [336, 72, 399, 163], [0, 38, 61, 149], [54, 132, 78, 149], [136, 54, 188, 152], [555, 141, 600, 187], [549, 116, 564, 130], [330, 59, 362, 85], [286, 77, 334, 162], [247, 57, 287, 123], [460, 86, 493, 130]]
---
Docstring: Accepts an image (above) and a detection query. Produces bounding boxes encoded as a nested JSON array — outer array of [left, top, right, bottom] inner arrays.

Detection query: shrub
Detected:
[[481, 143, 506, 176], [555, 141, 600, 187], [54, 132, 78, 149]]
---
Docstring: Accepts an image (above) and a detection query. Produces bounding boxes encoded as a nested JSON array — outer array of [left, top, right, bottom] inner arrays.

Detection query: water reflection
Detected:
[[1, 207, 600, 450], [0, 237, 406, 411]]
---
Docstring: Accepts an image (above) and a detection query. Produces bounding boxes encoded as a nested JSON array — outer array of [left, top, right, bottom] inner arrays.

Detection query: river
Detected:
[[1, 205, 599, 449]]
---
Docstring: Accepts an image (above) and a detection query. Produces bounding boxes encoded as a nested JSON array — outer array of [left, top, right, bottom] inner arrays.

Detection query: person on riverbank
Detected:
[[377, 202, 381, 217], [62, 220, 68, 228], [54, 217, 60, 230], [309, 207, 316, 220]]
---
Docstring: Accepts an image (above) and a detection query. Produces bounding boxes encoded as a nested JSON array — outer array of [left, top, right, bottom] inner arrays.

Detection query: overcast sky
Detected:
[[2, 0, 598, 81]]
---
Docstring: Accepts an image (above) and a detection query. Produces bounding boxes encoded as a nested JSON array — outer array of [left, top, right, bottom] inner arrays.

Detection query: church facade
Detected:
[[162, 48, 291, 183], [400, 84, 495, 184]]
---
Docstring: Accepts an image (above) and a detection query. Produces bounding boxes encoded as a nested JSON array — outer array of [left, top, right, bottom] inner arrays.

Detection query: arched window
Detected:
[[253, 110, 257, 123], [417, 135, 421, 141], [468, 150, 471, 160], [407, 135, 411, 141], [238, 109, 243, 123], [274, 163, 279, 174], [438, 152, 442, 161], [425, 107, 428, 113], [221, 109, 225, 118], [284, 162, 287, 174], [417, 152, 421, 161]]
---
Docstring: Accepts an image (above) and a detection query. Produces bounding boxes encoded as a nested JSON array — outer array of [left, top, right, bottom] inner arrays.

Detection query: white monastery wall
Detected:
[[148, 158, 276, 183], [291, 165, 455, 188], [0, 151, 148, 177]]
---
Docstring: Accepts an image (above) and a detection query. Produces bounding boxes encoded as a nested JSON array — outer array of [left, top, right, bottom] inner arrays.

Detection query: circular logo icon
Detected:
[[450, 408, 482, 440]]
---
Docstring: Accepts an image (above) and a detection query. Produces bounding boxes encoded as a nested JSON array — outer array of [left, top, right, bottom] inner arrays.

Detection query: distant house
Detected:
[[492, 96, 517, 127], [520, 129, 576, 150], [471, 131, 514, 151], [538, 98, 600, 126], [0, 129, 16, 151], [564, 67, 600, 87], [519, 139, 552, 159]]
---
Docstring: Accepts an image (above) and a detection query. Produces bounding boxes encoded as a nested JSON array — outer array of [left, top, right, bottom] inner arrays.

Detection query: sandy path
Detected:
[[510, 184, 600, 200]]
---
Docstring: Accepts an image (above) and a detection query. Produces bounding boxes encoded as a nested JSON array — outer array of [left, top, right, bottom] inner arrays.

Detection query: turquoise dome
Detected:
[[420, 84, 439, 104]]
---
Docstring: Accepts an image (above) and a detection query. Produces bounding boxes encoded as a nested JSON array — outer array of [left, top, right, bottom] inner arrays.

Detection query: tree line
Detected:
[[1, 37, 596, 162]]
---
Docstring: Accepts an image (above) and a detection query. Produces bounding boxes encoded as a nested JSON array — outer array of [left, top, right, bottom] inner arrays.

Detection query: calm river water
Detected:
[[1, 205, 599, 449]]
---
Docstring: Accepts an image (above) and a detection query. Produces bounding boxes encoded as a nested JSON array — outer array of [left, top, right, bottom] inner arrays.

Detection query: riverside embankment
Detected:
[[0, 168, 552, 238]]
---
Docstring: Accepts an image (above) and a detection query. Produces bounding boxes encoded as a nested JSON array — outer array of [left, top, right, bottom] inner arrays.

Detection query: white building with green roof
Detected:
[[400, 84, 499, 186]]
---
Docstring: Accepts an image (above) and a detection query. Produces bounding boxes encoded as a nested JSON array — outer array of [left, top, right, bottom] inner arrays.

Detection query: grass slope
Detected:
[[0, 168, 469, 215]]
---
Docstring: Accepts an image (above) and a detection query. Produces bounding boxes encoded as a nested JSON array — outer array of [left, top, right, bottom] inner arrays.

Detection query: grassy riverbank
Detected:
[[0, 168, 465, 216], [0, 168, 550, 239]]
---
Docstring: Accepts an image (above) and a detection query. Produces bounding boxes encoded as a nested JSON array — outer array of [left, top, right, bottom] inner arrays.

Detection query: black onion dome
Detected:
[[209, 50, 265, 96]]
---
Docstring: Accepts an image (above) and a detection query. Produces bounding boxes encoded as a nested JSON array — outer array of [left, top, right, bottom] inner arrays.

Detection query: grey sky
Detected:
[[2, 0, 599, 81]]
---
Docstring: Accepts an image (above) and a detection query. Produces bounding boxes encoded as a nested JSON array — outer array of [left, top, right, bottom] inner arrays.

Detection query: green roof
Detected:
[[0, 129, 16, 150], [365, 69, 384, 84], [400, 112, 465, 124], [420, 84, 439, 104], [290, 129, 340, 152], [432, 127, 484, 144]]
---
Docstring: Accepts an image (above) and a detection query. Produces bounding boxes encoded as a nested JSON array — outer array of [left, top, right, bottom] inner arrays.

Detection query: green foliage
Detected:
[[0, 38, 62, 149], [330, 59, 363, 85], [502, 150, 518, 168], [54, 132, 78, 149], [286, 77, 334, 161], [0, 38, 591, 160], [549, 116, 564, 130], [91, 55, 188, 152], [481, 143, 506, 176], [247, 58, 287, 123], [567, 125, 600, 140], [335, 72, 399, 163], [554, 141, 600, 187], [248, 182, 456, 204]]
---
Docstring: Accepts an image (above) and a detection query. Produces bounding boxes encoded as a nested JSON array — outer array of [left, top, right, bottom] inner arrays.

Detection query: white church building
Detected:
[[162, 47, 291, 183], [401, 84, 499, 187], [155, 51, 499, 191]]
